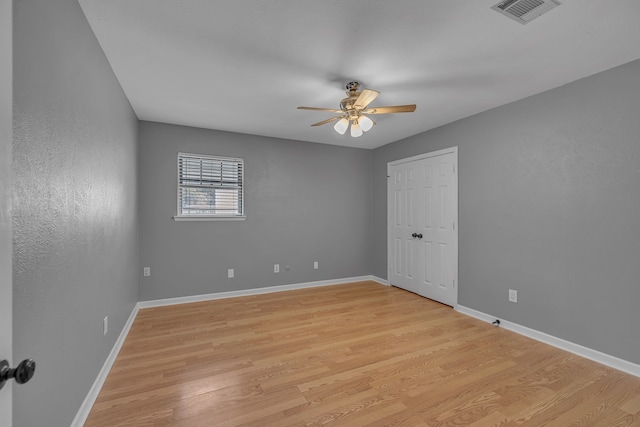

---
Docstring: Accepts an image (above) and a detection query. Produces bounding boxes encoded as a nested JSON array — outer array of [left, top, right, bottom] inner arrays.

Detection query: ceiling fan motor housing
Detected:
[[340, 97, 359, 116]]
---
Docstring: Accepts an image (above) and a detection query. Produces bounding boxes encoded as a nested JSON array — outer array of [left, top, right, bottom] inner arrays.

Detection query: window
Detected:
[[176, 152, 245, 220]]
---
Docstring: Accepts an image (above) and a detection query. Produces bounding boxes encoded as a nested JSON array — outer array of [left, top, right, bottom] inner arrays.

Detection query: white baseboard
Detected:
[[456, 305, 640, 378], [369, 275, 390, 286], [70, 304, 140, 427], [138, 275, 378, 308]]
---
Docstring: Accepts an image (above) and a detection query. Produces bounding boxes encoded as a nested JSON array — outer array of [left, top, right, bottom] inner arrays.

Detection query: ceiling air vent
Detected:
[[491, 0, 560, 24]]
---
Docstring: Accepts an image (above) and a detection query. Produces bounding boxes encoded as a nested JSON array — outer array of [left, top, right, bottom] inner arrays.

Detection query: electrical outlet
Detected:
[[143, 267, 150, 277], [509, 289, 518, 303], [274, 264, 279, 273], [314, 261, 318, 270], [103, 316, 108, 336], [228, 268, 234, 278]]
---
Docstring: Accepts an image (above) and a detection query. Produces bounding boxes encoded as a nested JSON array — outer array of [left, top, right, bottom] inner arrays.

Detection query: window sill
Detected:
[[173, 216, 246, 222]]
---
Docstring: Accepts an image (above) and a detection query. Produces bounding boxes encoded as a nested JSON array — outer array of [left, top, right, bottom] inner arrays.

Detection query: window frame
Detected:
[[173, 152, 246, 221]]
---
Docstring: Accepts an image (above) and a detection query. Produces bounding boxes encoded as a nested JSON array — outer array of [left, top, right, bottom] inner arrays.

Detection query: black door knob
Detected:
[[411, 233, 417, 238], [416, 233, 423, 239], [0, 359, 36, 390]]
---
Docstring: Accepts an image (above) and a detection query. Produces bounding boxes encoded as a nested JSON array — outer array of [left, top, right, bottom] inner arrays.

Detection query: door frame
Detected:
[[0, 0, 13, 422], [387, 146, 458, 307]]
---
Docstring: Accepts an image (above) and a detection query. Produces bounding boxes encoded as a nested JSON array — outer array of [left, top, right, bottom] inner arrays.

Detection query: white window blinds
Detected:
[[177, 153, 244, 217]]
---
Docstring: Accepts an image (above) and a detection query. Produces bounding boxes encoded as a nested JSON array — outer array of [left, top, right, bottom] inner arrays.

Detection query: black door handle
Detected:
[[0, 359, 36, 390], [411, 233, 417, 239], [416, 233, 423, 239]]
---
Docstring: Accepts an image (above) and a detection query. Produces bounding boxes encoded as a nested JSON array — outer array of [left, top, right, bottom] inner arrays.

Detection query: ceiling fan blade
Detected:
[[311, 116, 344, 127], [298, 106, 344, 113], [362, 104, 416, 114], [354, 89, 380, 109]]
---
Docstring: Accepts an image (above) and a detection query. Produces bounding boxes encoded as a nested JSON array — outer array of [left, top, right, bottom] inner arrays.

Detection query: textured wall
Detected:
[[12, 0, 139, 426], [372, 59, 640, 364], [1, 0, 13, 422], [139, 121, 372, 301]]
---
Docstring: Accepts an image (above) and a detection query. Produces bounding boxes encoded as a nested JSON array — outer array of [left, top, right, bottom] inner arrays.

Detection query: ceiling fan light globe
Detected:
[[359, 115, 374, 132], [334, 118, 349, 135], [350, 122, 363, 137]]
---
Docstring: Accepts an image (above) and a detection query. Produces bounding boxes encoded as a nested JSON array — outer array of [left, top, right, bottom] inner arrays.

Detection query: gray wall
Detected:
[[139, 121, 372, 301], [1, 0, 12, 423], [12, 0, 139, 426], [373, 59, 640, 364]]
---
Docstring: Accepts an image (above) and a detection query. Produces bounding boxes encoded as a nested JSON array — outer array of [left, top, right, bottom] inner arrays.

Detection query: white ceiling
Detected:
[[78, 0, 640, 149]]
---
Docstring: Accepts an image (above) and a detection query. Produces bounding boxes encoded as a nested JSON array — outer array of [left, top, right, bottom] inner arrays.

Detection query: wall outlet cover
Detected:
[[228, 268, 234, 278], [274, 264, 279, 273], [509, 289, 518, 303]]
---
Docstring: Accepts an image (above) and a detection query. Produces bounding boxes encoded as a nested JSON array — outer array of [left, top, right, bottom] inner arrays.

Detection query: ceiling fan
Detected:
[[298, 81, 416, 137]]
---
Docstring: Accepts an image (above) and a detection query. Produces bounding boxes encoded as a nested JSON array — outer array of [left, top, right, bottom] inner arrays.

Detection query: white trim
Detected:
[[173, 215, 246, 221], [456, 305, 640, 378], [387, 146, 458, 167], [138, 276, 376, 308], [369, 275, 390, 286], [70, 304, 140, 427]]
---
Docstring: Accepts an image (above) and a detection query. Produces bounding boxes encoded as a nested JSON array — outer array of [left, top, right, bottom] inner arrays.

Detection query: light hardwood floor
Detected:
[[84, 281, 640, 426]]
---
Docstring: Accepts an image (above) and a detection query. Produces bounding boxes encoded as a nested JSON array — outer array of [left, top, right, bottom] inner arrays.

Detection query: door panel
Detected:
[[390, 168, 412, 293], [389, 149, 457, 306]]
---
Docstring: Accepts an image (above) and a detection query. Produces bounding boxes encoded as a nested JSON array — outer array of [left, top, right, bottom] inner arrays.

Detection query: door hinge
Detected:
[[453, 221, 455, 230]]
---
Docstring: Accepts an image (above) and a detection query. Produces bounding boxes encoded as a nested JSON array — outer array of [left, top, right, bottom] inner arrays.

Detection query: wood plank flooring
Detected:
[[84, 281, 640, 426]]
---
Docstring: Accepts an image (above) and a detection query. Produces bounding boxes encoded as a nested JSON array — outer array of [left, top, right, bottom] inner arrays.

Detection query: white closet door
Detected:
[[388, 149, 457, 306], [388, 162, 419, 295]]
